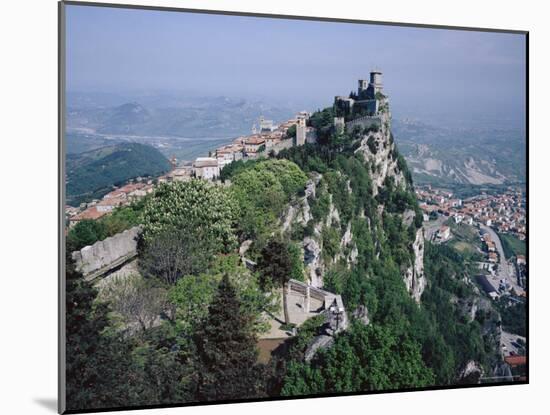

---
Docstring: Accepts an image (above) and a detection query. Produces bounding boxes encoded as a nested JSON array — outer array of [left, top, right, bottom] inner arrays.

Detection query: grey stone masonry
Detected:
[[346, 115, 382, 131], [287, 279, 348, 332], [72, 226, 141, 281]]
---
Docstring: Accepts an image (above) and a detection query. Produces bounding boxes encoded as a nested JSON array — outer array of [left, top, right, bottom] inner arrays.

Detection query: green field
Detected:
[[448, 222, 484, 261], [499, 233, 526, 259]]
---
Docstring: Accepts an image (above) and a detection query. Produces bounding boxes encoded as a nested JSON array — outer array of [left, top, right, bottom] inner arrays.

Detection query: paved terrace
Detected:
[[259, 279, 346, 340]]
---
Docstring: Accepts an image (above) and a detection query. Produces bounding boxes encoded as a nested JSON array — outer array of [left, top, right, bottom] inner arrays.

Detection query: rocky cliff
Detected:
[[354, 98, 406, 195], [280, 97, 426, 302]]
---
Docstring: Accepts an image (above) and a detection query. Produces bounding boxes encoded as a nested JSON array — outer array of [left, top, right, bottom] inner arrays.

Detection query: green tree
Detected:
[[139, 226, 216, 285], [286, 124, 297, 139], [282, 322, 434, 396], [231, 169, 286, 241], [141, 179, 237, 251], [257, 239, 294, 324], [66, 219, 107, 252], [250, 159, 308, 198], [194, 275, 264, 401], [65, 260, 139, 410], [169, 254, 277, 337], [288, 242, 305, 281]]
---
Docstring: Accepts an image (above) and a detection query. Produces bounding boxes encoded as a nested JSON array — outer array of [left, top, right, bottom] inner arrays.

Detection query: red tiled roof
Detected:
[[245, 136, 266, 145], [70, 207, 107, 221], [505, 355, 526, 366], [97, 197, 125, 207]]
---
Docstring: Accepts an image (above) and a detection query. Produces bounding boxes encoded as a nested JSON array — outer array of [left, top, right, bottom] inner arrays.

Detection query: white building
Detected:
[[437, 225, 451, 241], [193, 157, 220, 180], [258, 116, 276, 134]]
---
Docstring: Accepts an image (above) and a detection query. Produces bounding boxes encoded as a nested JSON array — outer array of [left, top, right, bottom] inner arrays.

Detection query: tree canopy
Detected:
[[142, 179, 237, 251], [194, 275, 265, 401]]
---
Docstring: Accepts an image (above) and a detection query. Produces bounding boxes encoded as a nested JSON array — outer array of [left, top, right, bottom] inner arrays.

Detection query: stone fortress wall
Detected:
[[72, 226, 141, 282], [345, 115, 382, 131]]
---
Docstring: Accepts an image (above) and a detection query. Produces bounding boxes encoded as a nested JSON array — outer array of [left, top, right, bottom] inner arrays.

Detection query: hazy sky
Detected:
[[66, 4, 526, 124]]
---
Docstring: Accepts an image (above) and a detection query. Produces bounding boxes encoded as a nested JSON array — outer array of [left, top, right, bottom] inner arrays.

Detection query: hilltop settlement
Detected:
[[64, 71, 527, 411]]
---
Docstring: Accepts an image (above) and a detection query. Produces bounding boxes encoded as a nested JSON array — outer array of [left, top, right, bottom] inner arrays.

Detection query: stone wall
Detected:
[[72, 226, 141, 281], [265, 138, 294, 155], [288, 279, 348, 331], [345, 115, 382, 131]]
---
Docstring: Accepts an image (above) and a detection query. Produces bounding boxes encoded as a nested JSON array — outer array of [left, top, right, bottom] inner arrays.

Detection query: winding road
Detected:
[[480, 224, 523, 294]]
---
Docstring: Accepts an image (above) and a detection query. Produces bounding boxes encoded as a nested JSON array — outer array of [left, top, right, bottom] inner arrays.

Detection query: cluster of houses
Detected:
[[66, 111, 319, 226], [67, 181, 155, 227], [416, 185, 526, 241], [159, 112, 318, 182], [481, 231, 499, 264]]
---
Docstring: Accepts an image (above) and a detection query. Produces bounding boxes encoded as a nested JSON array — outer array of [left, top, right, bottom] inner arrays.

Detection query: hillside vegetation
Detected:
[[66, 142, 170, 205]]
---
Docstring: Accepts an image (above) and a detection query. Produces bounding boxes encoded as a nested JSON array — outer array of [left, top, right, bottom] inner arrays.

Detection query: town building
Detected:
[[243, 136, 266, 158], [193, 157, 220, 180], [437, 225, 451, 242], [69, 206, 108, 227], [296, 116, 306, 146]]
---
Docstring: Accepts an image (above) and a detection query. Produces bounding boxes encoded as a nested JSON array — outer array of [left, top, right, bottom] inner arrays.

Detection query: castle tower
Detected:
[[362, 70, 383, 101], [358, 79, 369, 96], [296, 117, 306, 146], [370, 70, 383, 89]]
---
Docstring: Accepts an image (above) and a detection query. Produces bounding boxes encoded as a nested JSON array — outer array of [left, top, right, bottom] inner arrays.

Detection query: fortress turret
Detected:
[[358, 79, 369, 96], [335, 70, 386, 119], [358, 70, 383, 100], [370, 70, 383, 91]]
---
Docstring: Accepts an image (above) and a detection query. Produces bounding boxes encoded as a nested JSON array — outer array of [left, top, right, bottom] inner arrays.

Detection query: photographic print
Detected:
[[60, 2, 528, 413]]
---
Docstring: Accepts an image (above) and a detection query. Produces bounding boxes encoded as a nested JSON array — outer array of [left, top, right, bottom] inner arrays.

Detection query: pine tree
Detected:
[[194, 274, 264, 401], [257, 239, 293, 324], [65, 259, 139, 410]]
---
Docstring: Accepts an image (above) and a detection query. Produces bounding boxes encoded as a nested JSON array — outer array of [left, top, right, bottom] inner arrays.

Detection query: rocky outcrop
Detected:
[[352, 305, 370, 325], [325, 196, 340, 228], [354, 101, 405, 195], [457, 360, 484, 384], [402, 227, 426, 303], [305, 335, 334, 362], [303, 237, 323, 287], [282, 179, 316, 231]]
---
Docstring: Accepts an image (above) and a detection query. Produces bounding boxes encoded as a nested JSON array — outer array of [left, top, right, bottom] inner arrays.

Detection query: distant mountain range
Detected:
[[392, 119, 526, 186], [66, 93, 526, 188], [66, 142, 170, 206], [67, 95, 298, 138]]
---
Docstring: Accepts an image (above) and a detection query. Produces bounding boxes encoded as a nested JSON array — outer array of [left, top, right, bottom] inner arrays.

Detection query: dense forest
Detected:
[[65, 105, 504, 411]]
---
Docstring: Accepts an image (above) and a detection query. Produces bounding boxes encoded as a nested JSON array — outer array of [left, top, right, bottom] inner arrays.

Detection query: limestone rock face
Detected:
[[281, 204, 296, 232], [457, 360, 484, 384], [325, 196, 340, 228], [304, 335, 334, 362], [239, 239, 253, 256], [402, 228, 426, 303], [304, 178, 317, 198], [354, 103, 405, 195], [352, 305, 370, 325], [297, 194, 312, 225], [281, 179, 315, 231], [303, 237, 323, 287]]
